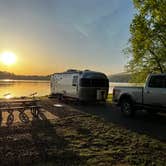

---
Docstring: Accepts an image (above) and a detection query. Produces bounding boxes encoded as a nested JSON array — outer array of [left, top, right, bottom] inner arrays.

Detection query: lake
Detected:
[[0, 80, 142, 98]]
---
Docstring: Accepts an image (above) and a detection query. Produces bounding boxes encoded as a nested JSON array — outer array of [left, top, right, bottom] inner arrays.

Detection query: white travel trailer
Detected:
[[50, 69, 109, 101]]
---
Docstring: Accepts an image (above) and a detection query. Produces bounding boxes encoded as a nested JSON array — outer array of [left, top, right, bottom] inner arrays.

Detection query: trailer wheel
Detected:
[[120, 98, 135, 117], [58, 94, 63, 101]]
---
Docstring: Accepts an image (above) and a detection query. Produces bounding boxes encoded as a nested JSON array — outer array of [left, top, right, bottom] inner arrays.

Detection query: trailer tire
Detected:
[[120, 98, 135, 117], [58, 94, 63, 101]]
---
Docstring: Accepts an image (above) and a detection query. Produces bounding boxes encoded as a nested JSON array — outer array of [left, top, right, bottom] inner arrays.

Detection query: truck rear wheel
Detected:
[[120, 99, 135, 117], [147, 109, 158, 115]]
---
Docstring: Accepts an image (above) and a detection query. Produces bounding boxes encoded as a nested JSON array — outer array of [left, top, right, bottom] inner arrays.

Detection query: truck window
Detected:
[[149, 76, 165, 88]]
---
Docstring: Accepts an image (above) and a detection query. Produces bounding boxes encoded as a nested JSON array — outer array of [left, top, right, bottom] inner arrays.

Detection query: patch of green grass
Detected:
[[107, 94, 113, 103], [49, 115, 166, 165], [1, 99, 165, 166]]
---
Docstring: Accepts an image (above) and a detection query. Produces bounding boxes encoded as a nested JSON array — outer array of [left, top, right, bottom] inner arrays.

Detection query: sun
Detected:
[[0, 52, 17, 65]]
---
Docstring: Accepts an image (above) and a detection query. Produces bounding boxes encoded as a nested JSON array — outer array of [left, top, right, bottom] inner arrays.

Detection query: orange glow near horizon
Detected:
[[0, 51, 114, 76]]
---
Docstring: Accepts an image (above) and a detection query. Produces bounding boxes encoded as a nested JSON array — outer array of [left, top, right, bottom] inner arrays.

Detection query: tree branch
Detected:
[[148, 49, 164, 73], [157, 35, 166, 48]]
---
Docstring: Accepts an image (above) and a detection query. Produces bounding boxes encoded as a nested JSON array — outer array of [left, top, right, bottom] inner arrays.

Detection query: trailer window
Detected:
[[80, 78, 91, 87], [80, 78, 109, 87], [72, 76, 78, 86], [91, 79, 109, 87], [149, 76, 165, 88]]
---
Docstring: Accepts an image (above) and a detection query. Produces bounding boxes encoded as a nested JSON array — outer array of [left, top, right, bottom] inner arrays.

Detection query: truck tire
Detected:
[[147, 109, 158, 115], [120, 98, 135, 117]]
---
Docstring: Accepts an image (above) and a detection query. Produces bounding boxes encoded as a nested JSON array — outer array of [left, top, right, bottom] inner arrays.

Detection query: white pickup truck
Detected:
[[112, 74, 166, 116]]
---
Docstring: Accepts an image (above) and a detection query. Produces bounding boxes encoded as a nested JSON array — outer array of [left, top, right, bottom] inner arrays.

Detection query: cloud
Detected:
[[73, 24, 89, 38]]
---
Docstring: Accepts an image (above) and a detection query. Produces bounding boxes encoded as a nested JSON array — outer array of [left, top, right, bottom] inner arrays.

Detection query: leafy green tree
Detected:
[[126, 0, 166, 82]]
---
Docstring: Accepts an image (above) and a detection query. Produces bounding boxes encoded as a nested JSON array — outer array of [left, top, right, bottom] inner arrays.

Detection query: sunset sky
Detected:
[[0, 0, 134, 75]]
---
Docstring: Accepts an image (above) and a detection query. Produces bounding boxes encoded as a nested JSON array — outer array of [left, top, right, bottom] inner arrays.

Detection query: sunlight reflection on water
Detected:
[[0, 80, 50, 98], [4, 93, 12, 99]]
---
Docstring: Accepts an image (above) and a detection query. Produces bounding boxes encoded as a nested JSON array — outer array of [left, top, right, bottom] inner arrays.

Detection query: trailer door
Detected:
[[71, 75, 78, 97], [50, 76, 55, 93]]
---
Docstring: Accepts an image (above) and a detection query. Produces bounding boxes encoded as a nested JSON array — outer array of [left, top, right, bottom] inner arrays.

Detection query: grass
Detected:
[[0, 97, 165, 165], [1, 112, 165, 165], [50, 115, 166, 165], [107, 94, 113, 103]]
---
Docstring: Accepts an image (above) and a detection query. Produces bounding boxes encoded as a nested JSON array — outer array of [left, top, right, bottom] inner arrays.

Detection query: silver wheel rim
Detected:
[[123, 102, 131, 115]]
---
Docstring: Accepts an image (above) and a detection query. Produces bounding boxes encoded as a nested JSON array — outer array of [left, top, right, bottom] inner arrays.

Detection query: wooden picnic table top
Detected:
[[0, 105, 42, 111], [0, 99, 40, 104]]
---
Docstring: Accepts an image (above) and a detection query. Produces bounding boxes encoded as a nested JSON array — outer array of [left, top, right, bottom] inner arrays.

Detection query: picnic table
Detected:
[[0, 98, 42, 126]]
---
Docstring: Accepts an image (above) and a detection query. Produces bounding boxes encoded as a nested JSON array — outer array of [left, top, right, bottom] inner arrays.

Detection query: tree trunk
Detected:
[[149, 49, 164, 73]]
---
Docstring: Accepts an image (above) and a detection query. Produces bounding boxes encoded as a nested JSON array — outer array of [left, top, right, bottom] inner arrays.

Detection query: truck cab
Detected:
[[144, 74, 166, 108]]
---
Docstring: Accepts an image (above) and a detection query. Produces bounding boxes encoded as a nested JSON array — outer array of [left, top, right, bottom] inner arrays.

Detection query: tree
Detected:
[[126, 0, 166, 82]]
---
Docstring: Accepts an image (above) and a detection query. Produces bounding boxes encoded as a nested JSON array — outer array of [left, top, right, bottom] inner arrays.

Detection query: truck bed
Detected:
[[113, 86, 144, 104]]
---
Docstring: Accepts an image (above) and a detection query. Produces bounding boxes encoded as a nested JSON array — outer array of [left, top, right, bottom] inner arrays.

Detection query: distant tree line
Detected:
[[0, 71, 50, 80], [108, 73, 131, 83]]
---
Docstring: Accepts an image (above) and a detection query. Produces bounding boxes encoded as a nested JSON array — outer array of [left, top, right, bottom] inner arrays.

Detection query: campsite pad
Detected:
[[0, 98, 165, 165]]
